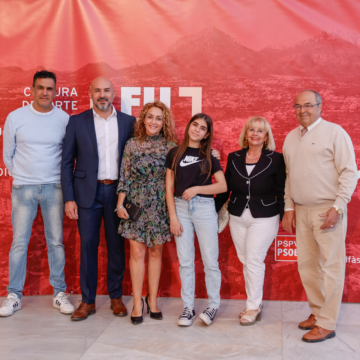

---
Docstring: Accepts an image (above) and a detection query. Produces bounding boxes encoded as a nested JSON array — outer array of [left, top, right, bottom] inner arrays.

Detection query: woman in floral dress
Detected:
[[116, 100, 177, 324]]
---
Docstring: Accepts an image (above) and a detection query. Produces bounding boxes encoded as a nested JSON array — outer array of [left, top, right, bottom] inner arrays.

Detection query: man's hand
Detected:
[[65, 201, 78, 220], [282, 210, 296, 234], [212, 149, 221, 160], [319, 208, 340, 230], [170, 218, 184, 237], [182, 187, 198, 201]]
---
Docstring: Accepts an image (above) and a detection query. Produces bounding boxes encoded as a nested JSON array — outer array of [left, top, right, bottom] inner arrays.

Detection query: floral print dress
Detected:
[[117, 135, 176, 247]]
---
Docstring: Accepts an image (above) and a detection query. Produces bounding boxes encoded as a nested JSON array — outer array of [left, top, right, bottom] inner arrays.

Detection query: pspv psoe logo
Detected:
[[275, 235, 297, 261]]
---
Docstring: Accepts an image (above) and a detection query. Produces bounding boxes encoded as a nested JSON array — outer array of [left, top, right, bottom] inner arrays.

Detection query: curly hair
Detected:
[[134, 100, 177, 143]]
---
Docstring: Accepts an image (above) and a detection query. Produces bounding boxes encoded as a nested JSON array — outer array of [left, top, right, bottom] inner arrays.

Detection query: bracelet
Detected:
[[114, 205, 124, 212]]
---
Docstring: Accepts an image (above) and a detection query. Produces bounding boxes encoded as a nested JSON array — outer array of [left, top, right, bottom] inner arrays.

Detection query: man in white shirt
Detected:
[[61, 77, 136, 320]]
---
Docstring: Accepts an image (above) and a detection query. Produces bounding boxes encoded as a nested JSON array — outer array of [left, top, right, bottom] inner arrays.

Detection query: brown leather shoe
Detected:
[[111, 297, 128, 317], [298, 314, 316, 330], [302, 326, 336, 343], [71, 301, 96, 321]]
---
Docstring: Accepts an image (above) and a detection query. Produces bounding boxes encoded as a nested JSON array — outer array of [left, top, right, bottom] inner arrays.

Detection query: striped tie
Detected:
[[301, 127, 308, 137]]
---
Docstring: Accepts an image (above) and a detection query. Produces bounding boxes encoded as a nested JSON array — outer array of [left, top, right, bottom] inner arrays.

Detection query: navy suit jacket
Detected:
[[215, 148, 286, 220], [61, 109, 136, 208]]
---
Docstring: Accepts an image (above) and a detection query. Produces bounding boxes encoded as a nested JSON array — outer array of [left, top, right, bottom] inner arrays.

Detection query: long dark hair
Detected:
[[171, 113, 214, 182]]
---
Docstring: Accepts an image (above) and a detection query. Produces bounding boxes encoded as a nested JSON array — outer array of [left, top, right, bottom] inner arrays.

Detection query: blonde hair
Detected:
[[238, 116, 276, 150], [134, 100, 177, 143]]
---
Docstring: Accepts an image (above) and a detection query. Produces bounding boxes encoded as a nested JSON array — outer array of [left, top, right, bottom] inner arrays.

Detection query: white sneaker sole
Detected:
[[53, 303, 75, 315], [0, 304, 22, 317], [199, 313, 213, 326], [178, 317, 195, 327]]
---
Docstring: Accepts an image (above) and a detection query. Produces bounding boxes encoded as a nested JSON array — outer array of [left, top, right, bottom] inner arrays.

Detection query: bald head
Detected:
[[89, 76, 115, 112], [296, 89, 322, 104], [90, 76, 114, 91]]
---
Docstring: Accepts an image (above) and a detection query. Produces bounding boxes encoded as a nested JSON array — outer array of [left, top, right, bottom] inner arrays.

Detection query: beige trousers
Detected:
[[295, 205, 347, 330]]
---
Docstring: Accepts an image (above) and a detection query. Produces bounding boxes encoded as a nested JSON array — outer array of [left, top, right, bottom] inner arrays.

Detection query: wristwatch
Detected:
[[332, 206, 343, 215]]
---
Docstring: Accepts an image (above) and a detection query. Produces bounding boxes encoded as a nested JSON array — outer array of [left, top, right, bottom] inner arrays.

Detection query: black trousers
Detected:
[[77, 182, 125, 304]]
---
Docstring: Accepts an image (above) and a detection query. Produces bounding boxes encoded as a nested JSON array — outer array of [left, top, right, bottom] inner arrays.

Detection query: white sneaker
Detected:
[[0, 293, 22, 317], [199, 306, 218, 325], [178, 307, 196, 326], [53, 292, 75, 315]]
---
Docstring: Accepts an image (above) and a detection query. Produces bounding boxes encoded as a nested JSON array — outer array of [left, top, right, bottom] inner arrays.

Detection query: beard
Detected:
[[94, 98, 112, 111]]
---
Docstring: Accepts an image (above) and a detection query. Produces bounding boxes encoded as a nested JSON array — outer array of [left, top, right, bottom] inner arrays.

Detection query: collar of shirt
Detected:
[[30, 103, 54, 116], [300, 117, 322, 133], [92, 105, 117, 121]]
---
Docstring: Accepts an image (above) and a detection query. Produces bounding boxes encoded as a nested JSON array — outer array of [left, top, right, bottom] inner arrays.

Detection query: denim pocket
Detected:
[[12, 185, 24, 190], [53, 183, 62, 189]]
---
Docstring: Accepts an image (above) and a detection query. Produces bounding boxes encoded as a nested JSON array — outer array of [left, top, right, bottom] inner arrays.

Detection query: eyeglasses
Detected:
[[293, 103, 321, 111]]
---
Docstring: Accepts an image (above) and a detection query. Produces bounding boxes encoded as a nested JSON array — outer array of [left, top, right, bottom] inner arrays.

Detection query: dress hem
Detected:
[[123, 234, 172, 248]]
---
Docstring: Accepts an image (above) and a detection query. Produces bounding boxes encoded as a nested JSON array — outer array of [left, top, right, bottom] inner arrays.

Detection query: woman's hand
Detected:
[[170, 218, 184, 237], [117, 207, 130, 220], [212, 149, 221, 160], [182, 187, 198, 201]]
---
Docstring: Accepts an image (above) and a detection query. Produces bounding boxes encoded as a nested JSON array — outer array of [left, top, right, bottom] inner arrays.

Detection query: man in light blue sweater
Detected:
[[1, 70, 75, 317]]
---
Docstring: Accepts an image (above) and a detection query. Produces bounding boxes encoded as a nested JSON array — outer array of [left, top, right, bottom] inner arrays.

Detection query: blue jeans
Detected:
[[174, 196, 221, 309], [8, 184, 66, 298]]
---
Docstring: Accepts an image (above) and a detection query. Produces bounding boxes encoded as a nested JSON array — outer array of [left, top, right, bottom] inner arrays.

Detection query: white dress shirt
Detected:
[[299, 116, 322, 133], [93, 106, 119, 180]]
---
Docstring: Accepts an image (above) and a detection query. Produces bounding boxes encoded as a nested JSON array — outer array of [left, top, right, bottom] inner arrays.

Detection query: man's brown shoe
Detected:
[[71, 301, 96, 321], [298, 314, 316, 330], [302, 326, 336, 343], [111, 297, 128, 317]]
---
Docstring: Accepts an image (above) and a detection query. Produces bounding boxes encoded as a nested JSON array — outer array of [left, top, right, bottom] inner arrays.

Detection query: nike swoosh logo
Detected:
[[180, 160, 202, 167]]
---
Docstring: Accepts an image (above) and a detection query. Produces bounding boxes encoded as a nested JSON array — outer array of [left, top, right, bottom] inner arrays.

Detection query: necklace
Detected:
[[246, 151, 261, 160]]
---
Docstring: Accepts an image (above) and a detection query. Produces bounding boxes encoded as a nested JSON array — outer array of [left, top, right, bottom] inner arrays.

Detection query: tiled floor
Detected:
[[0, 295, 359, 359]]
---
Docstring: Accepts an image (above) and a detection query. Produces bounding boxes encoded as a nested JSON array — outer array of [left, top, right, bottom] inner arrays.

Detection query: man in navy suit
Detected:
[[61, 76, 136, 320]]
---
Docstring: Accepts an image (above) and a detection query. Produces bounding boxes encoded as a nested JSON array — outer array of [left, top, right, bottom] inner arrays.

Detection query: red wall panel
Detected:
[[0, 0, 359, 301]]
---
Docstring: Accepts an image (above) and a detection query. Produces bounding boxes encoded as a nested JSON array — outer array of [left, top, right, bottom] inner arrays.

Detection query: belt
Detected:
[[98, 179, 117, 185]]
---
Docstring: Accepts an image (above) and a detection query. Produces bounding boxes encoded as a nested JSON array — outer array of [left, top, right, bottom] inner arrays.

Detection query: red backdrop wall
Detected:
[[0, 0, 359, 302]]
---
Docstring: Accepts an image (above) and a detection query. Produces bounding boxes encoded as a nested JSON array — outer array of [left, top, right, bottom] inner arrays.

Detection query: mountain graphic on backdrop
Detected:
[[70, 62, 122, 79], [260, 31, 360, 77], [0, 65, 60, 85], [1, 28, 360, 83], [125, 27, 265, 78]]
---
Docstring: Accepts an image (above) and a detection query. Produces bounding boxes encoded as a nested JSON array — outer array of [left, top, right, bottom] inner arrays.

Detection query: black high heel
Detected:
[[131, 298, 144, 325], [145, 294, 163, 320]]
